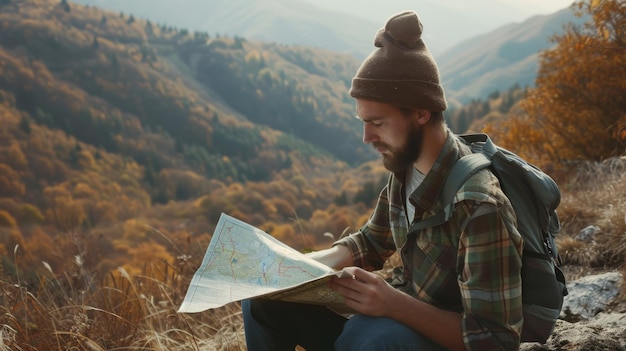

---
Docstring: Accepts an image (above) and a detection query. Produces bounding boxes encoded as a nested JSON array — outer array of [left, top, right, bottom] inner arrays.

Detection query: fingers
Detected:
[[328, 278, 364, 307], [328, 270, 383, 314], [339, 267, 372, 282], [330, 272, 363, 292], [329, 267, 400, 317]]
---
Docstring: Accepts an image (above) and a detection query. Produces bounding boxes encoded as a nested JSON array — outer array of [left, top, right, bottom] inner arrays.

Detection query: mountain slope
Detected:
[[70, 0, 380, 59], [0, 0, 378, 202], [438, 7, 587, 105], [0, 0, 393, 276], [69, 0, 584, 105]]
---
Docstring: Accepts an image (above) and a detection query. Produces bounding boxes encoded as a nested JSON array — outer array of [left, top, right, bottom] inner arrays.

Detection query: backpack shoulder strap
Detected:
[[441, 152, 491, 204], [410, 134, 494, 232]]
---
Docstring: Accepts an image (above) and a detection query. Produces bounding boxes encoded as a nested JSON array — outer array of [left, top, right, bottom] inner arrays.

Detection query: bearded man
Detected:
[[242, 10, 523, 351]]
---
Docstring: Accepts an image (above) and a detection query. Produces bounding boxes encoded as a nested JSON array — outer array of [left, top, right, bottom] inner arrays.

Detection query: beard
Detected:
[[375, 123, 423, 174]]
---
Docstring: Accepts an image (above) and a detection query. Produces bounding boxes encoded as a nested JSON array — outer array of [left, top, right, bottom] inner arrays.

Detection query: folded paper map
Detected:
[[178, 213, 353, 314]]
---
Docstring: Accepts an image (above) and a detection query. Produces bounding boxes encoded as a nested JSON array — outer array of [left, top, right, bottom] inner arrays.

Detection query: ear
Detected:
[[414, 109, 431, 125]]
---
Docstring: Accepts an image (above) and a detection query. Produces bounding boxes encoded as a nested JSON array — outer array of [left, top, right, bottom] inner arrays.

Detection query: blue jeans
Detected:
[[242, 299, 448, 351]]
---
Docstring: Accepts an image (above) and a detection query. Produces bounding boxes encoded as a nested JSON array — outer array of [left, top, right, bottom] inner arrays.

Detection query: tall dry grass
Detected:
[[556, 157, 626, 272], [0, 250, 246, 350]]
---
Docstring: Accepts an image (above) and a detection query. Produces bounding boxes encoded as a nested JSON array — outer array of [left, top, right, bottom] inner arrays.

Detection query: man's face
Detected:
[[356, 100, 424, 173]]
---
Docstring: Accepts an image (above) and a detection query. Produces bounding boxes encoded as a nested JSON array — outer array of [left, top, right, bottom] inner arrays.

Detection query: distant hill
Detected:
[[69, 0, 381, 59], [438, 7, 587, 106], [69, 0, 584, 105]]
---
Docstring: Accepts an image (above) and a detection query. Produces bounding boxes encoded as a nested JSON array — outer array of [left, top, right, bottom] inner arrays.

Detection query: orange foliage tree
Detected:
[[486, 0, 626, 171], [0, 164, 25, 197], [0, 210, 25, 257]]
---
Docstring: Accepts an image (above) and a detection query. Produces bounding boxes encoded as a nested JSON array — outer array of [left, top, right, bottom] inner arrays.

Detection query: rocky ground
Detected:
[[520, 312, 626, 351], [521, 267, 626, 351]]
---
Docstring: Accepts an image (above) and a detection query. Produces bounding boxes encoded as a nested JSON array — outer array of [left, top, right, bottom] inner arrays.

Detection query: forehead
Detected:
[[356, 99, 402, 120]]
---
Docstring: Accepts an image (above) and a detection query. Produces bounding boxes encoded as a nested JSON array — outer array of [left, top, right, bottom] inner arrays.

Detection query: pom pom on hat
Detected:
[[349, 11, 447, 112]]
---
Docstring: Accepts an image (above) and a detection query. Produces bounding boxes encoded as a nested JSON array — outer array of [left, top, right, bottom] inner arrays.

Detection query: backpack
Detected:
[[410, 133, 568, 344]]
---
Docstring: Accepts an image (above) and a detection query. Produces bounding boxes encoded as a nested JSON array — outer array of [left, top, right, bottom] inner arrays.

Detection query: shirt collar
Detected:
[[402, 129, 468, 214]]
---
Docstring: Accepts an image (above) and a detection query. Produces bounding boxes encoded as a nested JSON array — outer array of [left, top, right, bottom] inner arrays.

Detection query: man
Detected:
[[242, 10, 523, 351]]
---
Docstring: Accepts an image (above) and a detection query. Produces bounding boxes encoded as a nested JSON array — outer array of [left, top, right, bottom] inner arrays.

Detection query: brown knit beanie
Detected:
[[349, 11, 447, 111]]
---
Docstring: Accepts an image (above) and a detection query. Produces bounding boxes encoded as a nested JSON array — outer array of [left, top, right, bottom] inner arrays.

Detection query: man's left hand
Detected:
[[329, 266, 403, 317]]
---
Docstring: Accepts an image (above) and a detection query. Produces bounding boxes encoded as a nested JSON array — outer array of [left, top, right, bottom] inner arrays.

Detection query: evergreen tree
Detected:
[[145, 20, 154, 36], [60, 0, 70, 12], [109, 53, 119, 68], [19, 116, 31, 134]]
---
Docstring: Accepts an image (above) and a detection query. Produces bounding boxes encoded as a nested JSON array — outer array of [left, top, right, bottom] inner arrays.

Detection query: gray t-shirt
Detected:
[[404, 166, 425, 226]]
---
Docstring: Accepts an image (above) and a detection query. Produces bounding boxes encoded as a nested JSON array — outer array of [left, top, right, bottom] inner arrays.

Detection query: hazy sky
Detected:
[[69, 0, 579, 57], [301, 0, 576, 23], [498, 0, 576, 14], [299, 0, 576, 54]]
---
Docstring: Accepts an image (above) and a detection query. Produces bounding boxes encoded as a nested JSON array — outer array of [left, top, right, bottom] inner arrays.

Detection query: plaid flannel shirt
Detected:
[[334, 130, 524, 350]]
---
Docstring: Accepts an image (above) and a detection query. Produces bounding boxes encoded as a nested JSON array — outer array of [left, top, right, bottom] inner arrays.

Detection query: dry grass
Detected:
[[557, 157, 626, 271], [0, 254, 246, 350]]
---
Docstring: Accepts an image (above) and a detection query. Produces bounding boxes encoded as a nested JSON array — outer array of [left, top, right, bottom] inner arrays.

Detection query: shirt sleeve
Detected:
[[456, 201, 524, 351], [333, 183, 397, 271]]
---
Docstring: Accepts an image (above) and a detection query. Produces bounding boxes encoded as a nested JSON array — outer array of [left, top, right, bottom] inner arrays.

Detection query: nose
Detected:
[[362, 123, 377, 144]]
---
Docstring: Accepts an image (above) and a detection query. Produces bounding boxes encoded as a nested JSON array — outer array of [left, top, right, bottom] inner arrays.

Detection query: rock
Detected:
[[521, 272, 626, 351], [560, 271, 623, 320], [521, 313, 626, 351], [574, 225, 600, 243]]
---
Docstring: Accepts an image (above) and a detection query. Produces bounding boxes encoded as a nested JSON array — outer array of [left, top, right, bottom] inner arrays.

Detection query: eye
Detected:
[[357, 115, 384, 127]]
